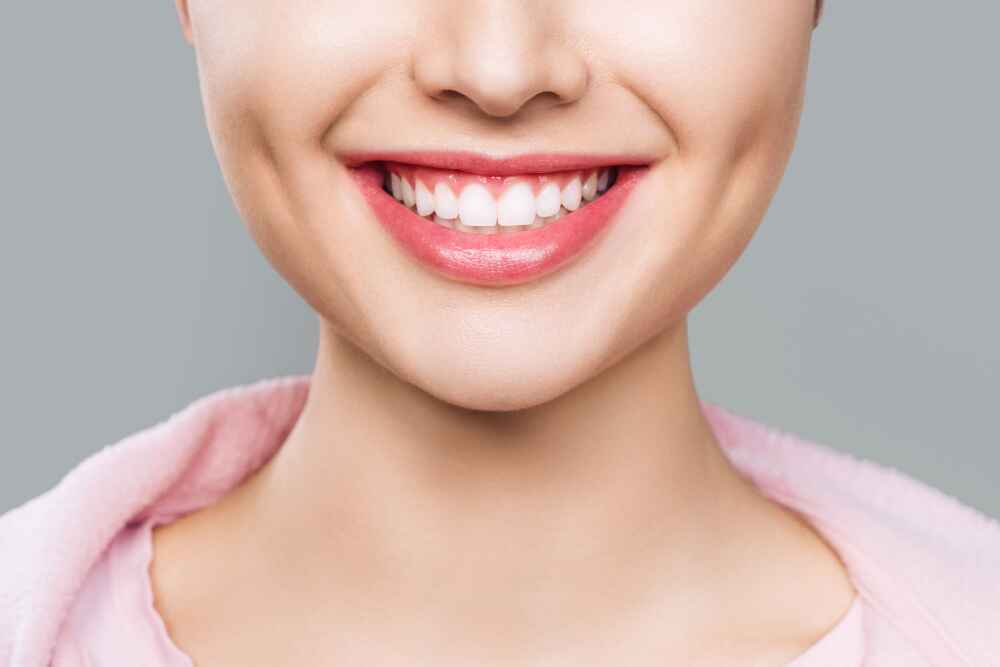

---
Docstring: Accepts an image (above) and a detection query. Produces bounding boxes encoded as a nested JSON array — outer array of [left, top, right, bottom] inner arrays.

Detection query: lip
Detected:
[[346, 152, 650, 287], [342, 150, 653, 177]]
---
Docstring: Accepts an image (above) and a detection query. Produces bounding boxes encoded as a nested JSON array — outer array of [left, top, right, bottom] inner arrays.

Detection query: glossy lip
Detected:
[[345, 152, 651, 287], [341, 150, 654, 176]]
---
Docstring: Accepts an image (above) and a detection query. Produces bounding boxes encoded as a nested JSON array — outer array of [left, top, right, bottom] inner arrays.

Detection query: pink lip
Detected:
[[346, 153, 650, 287], [341, 150, 653, 176]]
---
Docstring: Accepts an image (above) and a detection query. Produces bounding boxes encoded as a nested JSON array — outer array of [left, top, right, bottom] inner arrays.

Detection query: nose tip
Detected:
[[412, 7, 588, 120]]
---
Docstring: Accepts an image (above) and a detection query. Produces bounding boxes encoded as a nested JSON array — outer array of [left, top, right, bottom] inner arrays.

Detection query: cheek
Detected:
[[579, 3, 811, 161], [193, 0, 416, 148], [187, 0, 421, 308], [604, 8, 810, 208], [566, 3, 812, 338]]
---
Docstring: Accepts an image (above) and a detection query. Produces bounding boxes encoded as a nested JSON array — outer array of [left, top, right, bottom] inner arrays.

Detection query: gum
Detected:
[[382, 161, 602, 198]]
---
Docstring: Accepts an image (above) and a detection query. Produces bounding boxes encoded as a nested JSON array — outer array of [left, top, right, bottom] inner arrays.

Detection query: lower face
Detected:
[[186, 0, 815, 410]]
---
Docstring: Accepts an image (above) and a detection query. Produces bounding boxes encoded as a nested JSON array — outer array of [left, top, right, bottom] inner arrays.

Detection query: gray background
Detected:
[[2, 4, 997, 517]]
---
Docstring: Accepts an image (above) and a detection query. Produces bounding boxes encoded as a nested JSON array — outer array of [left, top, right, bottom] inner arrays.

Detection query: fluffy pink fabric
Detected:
[[2, 374, 998, 665]]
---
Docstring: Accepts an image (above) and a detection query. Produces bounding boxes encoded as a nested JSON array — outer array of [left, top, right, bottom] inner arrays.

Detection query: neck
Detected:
[[235, 317, 771, 642]]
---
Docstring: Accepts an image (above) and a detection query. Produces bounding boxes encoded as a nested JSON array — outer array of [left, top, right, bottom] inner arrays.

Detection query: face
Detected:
[[176, 0, 817, 410]]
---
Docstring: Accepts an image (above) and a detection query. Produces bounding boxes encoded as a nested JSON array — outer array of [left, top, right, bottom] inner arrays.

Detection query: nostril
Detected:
[[432, 86, 537, 119], [435, 89, 463, 102]]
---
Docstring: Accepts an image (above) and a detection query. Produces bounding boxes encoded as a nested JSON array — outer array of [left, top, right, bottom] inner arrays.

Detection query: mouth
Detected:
[[345, 152, 650, 287]]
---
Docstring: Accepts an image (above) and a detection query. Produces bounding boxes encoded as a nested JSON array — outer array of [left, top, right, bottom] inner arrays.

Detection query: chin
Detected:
[[385, 328, 606, 412]]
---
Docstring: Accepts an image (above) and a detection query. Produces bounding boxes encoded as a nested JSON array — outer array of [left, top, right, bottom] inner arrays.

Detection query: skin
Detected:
[[152, 1, 855, 665]]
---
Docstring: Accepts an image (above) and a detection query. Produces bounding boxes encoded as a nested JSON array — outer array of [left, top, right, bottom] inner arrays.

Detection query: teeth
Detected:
[[582, 172, 598, 201], [415, 179, 435, 216], [497, 182, 536, 227], [384, 167, 619, 233], [561, 177, 582, 212], [597, 169, 609, 193], [390, 172, 403, 201], [434, 182, 459, 219], [458, 183, 497, 227], [536, 182, 561, 218], [400, 177, 416, 208]]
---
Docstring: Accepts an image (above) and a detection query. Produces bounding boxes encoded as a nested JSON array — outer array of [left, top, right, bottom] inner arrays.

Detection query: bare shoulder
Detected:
[[743, 494, 860, 659], [148, 483, 256, 658], [149, 507, 221, 646], [702, 472, 861, 663]]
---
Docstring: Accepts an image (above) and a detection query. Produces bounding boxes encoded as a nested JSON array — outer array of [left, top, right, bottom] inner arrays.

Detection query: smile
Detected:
[[383, 164, 618, 233], [346, 152, 650, 287]]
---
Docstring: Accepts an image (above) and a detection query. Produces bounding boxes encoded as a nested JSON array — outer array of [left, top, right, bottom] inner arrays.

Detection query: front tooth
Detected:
[[390, 172, 403, 201], [400, 177, 416, 208], [415, 179, 435, 216], [434, 182, 459, 219], [561, 177, 582, 211], [597, 169, 609, 193], [498, 182, 536, 227], [458, 183, 497, 227], [582, 172, 598, 201], [536, 182, 561, 218]]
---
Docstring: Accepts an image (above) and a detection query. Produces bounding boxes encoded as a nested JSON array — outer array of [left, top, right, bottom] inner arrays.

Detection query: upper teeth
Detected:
[[497, 182, 535, 227], [458, 183, 497, 227], [383, 167, 617, 232]]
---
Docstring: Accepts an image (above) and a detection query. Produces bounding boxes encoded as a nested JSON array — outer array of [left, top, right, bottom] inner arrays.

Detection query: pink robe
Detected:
[[2, 374, 998, 665]]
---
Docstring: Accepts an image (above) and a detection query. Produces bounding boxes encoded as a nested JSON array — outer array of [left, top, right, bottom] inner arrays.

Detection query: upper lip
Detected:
[[340, 150, 653, 177]]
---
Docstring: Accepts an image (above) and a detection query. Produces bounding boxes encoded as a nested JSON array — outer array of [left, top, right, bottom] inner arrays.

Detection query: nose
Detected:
[[411, 2, 589, 119]]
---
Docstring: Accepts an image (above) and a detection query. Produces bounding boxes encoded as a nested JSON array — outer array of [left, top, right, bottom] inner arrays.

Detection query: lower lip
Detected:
[[349, 163, 648, 287]]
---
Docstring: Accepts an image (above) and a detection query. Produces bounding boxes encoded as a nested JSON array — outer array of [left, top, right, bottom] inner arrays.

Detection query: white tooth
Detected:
[[434, 182, 459, 219], [561, 177, 582, 211], [497, 182, 536, 227], [400, 177, 416, 208], [458, 183, 497, 227], [536, 182, 561, 218], [597, 169, 609, 193], [390, 172, 403, 201], [582, 172, 598, 201], [415, 179, 435, 216]]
